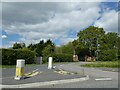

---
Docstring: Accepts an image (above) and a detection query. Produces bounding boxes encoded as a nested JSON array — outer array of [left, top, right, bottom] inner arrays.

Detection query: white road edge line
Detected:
[[1, 75, 89, 88], [95, 78, 112, 81]]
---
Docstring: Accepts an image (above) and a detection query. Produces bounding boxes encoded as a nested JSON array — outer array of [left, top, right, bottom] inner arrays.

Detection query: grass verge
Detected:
[[0, 64, 39, 68], [81, 61, 119, 68]]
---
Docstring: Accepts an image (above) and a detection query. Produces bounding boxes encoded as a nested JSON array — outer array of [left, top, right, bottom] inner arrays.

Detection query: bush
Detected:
[[42, 53, 73, 63], [2, 49, 36, 65], [43, 53, 73, 63], [98, 49, 118, 61], [42, 56, 48, 64]]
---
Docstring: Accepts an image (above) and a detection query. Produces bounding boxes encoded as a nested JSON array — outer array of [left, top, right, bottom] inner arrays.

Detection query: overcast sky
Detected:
[[1, 1, 119, 48]]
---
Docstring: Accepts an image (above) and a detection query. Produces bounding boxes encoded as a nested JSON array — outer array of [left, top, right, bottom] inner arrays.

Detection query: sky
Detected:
[[1, 1, 119, 48]]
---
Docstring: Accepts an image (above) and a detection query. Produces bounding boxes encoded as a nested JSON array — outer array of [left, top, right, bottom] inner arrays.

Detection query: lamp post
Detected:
[[96, 36, 100, 60], [74, 49, 75, 55]]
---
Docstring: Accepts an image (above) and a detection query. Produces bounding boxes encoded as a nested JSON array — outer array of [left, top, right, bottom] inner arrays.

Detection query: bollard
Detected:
[[48, 57, 53, 69], [40, 57, 43, 64], [14, 59, 25, 80]]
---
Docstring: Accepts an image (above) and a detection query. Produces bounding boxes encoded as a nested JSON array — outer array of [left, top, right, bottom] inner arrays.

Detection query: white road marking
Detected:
[[1, 75, 89, 88], [32, 69, 39, 73], [95, 78, 112, 81]]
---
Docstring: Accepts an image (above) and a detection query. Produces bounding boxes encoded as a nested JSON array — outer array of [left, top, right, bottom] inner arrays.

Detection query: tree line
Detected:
[[12, 26, 120, 61], [12, 39, 55, 57]]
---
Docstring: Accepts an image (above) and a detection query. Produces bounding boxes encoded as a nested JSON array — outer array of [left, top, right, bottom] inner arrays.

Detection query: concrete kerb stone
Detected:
[[1, 75, 89, 88]]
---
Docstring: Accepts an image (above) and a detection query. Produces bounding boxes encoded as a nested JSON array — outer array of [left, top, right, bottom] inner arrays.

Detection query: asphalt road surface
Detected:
[[39, 62, 119, 88], [1, 62, 119, 88], [38, 77, 118, 88]]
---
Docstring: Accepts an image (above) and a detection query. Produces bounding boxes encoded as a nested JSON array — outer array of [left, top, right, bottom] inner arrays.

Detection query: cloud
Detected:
[[1, 0, 118, 2], [94, 10, 118, 33], [3, 2, 118, 46], [2, 2, 102, 45], [2, 35, 7, 39]]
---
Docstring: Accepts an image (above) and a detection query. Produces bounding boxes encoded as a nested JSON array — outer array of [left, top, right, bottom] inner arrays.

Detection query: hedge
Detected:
[[2, 49, 36, 65], [42, 53, 73, 63], [98, 49, 118, 61]]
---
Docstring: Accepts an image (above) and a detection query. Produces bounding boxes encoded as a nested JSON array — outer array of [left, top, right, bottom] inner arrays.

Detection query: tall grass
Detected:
[[81, 61, 119, 68]]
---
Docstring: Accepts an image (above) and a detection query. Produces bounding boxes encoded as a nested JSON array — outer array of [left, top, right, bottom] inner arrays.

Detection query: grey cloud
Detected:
[[2, 2, 102, 45], [2, 2, 99, 25], [2, 2, 57, 25]]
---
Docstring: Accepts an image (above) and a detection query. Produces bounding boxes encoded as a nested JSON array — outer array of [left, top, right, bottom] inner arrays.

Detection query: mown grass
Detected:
[[81, 61, 119, 68], [0, 65, 16, 68], [0, 62, 74, 68]]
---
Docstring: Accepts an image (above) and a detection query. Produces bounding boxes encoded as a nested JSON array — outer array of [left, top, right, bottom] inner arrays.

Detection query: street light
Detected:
[[96, 36, 100, 60]]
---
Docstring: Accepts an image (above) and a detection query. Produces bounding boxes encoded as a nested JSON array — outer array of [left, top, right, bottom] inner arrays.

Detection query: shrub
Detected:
[[98, 49, 118, 61], [42, 53, 73, 63], [45, 53, 73, 63], [42, 56, 48, 64], [2, 49, 36, 65]]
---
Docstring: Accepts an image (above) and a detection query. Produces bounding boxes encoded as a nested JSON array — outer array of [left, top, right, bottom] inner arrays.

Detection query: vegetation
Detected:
[[42, 53, 73, 63], [55, 42, 74, 54], [1, 26, 119, 65], [81, 61, 119, 68], [2, 49, 36, 65], [12, 42, 26, 49], [98, 49, 118, 61], [54, 26, 119, 61], [0, 64, 40, 68], [51, 53, 73, 62], [72, 26, 119, 61], [27, 39, 55, 57]]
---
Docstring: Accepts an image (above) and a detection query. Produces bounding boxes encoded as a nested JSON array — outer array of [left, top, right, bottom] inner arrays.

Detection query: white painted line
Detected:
[[95, 78, 112, 81], [32, 69, 39, 73], [1, 75, 89, 88]]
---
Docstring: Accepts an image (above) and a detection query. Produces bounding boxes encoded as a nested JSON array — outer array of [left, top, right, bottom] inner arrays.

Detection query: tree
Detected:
[[44, 39, 55, 54], [45, 39, 54, 47], [55, 46, 62, 54], [61, 42, 74, 54], [42, 44, 55, 57], [98, 32, 119, 61], [27, 39, 55, 57], [36, 40, 45, 56], [73, 26, 119, 61], [13, 42, 26, 49], [99, 32, 119, 50], [76, 26, 105, 58], [28, 43, 34, 50]]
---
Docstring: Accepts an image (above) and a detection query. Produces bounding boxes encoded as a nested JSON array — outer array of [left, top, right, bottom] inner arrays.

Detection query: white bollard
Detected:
[[14, 59, 25, 80], [48, 57, 53, 69]]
